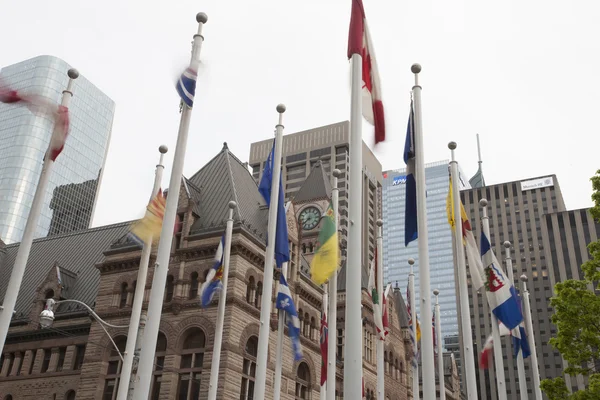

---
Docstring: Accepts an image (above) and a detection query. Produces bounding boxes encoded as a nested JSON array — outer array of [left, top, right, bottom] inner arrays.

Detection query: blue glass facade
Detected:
[[0, 56, 114, 244], [382, 161, 470, 341]]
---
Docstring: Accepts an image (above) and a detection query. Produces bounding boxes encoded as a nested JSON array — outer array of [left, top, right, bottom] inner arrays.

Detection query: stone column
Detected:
[[31, 349, 45, 374], [48, 347, 60, 372], [20, 350, 34, 376], [1, 352, 12, 377], [63, 345, 77, 371], [10, 352, 22, 376]]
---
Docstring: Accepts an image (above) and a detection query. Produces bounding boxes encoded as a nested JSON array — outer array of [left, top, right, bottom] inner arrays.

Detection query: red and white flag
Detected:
[[347, 0, 386, 144], [0, 79, 70, 161], [479, 322, 510, 369]]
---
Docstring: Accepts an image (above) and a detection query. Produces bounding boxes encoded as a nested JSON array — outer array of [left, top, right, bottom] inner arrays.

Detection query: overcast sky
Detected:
[[2, 0, 599, 227]]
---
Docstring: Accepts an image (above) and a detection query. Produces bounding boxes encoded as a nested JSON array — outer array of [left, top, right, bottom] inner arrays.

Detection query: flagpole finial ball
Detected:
[[333, 169, 341, 178], [411, 64, 421, 74], [433, 289, 439, 296], [479, 198, 488, 207], [520, 274, 528, 282], [67, 69, 79, 79], [448, 141, 457, 150], [408, 258, 415, 265], [503, 241, 511, 248], [196, 12, 208, 24], [376, 219, 383, 227], [276, 104, 286, 113], [228, 201, 237, 209], [158, 145, 168, 154]]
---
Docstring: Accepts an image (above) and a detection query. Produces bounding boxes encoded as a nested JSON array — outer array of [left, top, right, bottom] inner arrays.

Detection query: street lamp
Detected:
[[40, 299, 128, 361]]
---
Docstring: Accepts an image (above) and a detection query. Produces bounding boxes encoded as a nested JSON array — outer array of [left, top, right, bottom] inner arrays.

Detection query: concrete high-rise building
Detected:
[[0, 55, 114, 244], [382, 161, 471, 342], [249, 121, 382, 272], [460, 175, 566, 399]]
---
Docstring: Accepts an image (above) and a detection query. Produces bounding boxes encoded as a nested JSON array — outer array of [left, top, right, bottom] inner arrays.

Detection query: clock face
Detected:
[[299, 206, 321, 230]]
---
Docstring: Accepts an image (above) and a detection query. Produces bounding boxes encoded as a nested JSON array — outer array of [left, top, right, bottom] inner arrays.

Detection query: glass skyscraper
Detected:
[[0, 56, 114, 244], [382, 160, 470, 341]]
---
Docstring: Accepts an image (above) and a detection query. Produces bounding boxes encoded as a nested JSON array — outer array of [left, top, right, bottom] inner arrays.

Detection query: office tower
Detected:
[[460, 175, 566, 399], [541, 207, 600, 392], [382, 161, 471, 342], [249, 121, 382, 272], [0, 55, 114, 244]]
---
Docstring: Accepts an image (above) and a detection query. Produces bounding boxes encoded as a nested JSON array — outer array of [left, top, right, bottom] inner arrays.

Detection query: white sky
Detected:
[[2, 0, 599, 227]]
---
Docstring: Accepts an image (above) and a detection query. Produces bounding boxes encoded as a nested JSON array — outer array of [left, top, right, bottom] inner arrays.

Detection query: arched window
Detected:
[[366, 389, 373, 400], [395, 358, 399, 380], [151, 333, 168, 400], [119, 283, 128, 308], [4, 396, 12, 400], [308, 243, 313, 253], [45, 289, 54, 299], [177, 328, 205, 400], [254, 282, 263, 308], [303, 313, 310, 337], [189, 272, 199, 299], [165, 276, 174, 302], [310, 317, 316, 340], [302, 243, 306, 253], [246, 277, 255, 304], [65, 390, 76, 400], [102, 336, 127, 399], [240, 336, 258, 400], [295, 362, 311, 399]]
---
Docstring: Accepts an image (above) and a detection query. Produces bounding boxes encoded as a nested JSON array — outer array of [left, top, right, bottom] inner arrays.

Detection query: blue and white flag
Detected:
[[480, 233, 523, 330], [199, 235, 225, 307], [276, 274, 303, 361], [176, 67, 198, 108], [403, 100, 417, 247], [511, 323, 531, 358], [258, 139, 290, 268]]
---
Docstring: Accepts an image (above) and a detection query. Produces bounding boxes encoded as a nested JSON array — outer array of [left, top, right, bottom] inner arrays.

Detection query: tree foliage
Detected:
[[582, 170, 600, 281]]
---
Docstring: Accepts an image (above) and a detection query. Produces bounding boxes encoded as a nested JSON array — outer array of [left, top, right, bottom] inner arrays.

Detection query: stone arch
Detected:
[[238, 323, 270, 363], [175, 315, 215, 349], [112, 272, 138, 293], [296, 351, 317, 385], [244, 267, 259, 283]]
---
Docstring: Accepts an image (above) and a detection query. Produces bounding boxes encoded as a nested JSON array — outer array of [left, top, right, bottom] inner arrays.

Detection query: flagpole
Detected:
[[411, 64, 435, 400], [133, 13, 207, 400], [273, 261, 288, 400], [504, 241, 527, 400], [520, 274, 542, 400], [117, 145, 168, 400], [376, 220, 385, 399], [480, 199, 507, 400], [320, 288, 329, 400], [253, 104, 286, 400], [448, 142, 478, 400], [433, 290, 446, 400], [408, 258, 419, 400], [327, 168, 340, 400], [0, 68, 78, 352], [343, 50, 364, 399]]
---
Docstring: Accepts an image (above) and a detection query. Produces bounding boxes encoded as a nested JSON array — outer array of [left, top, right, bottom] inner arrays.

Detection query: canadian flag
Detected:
[[347, 0, 386, 144], [479, 322, 510, 369]]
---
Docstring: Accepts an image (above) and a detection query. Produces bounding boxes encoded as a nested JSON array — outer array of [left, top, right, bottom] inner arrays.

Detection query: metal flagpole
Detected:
[[410, 64, 435, 400], [343, 50, 364, 399], [433, 289, 446, 400], [133, 13, 207, 400], [521, 275, 542, 400], [0, 68, 78, 352], [273, 261, 288, 400], [253, 104, 286, 400], [327, 168, 340, 400], [504, 241, 527, 400], [207, 201, 237, 400], [320, 289, 329, 400], [128, 313, 146, 399], [376, 220, 385, 399], [117, 145, 168, 400], [408, 259, 419, 400], [480, 199, 507, 400], [448, 142, 478, 400]]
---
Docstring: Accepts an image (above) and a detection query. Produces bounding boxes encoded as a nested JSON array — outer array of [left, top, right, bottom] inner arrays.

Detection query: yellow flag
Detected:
[[130, 190, 166, 243]]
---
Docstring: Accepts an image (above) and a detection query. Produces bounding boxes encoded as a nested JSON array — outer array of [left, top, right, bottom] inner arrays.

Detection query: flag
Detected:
[[446, 180, 485, 290], [479, 323, 511, 369], [368, 249, 388, 340], [512, 295, 531, 358], [199, 236, 225, 307], [406, 282, 421, 367], [129, 189, 166, 245], [432, 308, 437, 355], [276, 274, 303, 361], [311, 202, 339, 284], [320, 306, 328, 386], [1, 79, 70, 161], [481, 233, 523, 330], [382, 283, 391, 337], [176, 67, 197, 108], [404, 102, 417, 246], [347, 0, 385, 144], [258, 139, 290, 268]]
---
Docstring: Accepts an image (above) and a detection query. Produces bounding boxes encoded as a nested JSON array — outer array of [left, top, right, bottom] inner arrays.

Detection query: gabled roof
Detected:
[[293, 160, 332, 203], [188, 142, 268, 241], [336, 260, 369, 291], [0, 222, 131, 321], [393, 286, 410, 328]]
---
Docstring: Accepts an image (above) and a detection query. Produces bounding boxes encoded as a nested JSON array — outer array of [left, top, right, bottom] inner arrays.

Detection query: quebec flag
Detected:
[[199, 235, 225, 307], [276, 274, 303, 361], [480, 232, 523, 330]]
